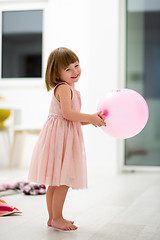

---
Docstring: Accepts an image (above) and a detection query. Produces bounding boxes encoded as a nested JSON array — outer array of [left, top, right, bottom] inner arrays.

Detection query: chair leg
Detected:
[[3, 129, 11, 154], [6, 129, 11, 151], [19, 131, 26, 169], [9, 131, 18, 168]]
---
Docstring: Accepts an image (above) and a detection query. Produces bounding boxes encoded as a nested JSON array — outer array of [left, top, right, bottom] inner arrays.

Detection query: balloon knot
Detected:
[[103, 110, 109, 116]]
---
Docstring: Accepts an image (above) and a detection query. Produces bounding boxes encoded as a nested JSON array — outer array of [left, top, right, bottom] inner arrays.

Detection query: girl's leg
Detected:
[[46, 185, 74, 226], [51, 185, 77, 231], [46, 186, 56, 226]]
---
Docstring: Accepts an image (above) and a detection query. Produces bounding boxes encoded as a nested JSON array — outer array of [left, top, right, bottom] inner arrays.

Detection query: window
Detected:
[[125, 0, 160, 167], [1, 9, 43, 79]]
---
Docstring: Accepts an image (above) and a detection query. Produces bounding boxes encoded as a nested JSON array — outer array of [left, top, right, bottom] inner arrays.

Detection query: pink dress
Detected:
[[28, 83, 87, 189]]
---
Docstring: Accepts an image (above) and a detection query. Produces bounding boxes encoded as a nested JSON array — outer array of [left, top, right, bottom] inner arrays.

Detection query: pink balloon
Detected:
[[97, 89, 149, 139]]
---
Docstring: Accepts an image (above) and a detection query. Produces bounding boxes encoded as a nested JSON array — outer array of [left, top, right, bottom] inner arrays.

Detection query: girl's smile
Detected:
[[71, 74, 79, 78]]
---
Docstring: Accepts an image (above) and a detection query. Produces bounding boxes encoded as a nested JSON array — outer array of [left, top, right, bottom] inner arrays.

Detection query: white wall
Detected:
[[0, 0, 119, 170]]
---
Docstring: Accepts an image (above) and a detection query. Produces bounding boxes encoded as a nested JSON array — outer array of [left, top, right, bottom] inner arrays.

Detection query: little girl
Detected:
[[28, 47, 106, 231]]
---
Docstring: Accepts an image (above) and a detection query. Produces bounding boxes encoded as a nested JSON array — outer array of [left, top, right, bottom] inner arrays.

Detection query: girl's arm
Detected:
[[81, 122, 90, 125], [57, 84, 106, 127], [81, 113, 105, 125]]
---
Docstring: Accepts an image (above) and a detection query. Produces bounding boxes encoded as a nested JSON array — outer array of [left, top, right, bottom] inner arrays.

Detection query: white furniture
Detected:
[[9, 125, 41, 169], [0, 102, 22, 125], [0, 102, 42, 169], [0, 102, 22, 164], [0, 126, 11, 158]]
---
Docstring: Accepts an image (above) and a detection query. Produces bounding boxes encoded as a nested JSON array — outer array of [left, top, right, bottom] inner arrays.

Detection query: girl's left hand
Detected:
[[98, 112, 106, 122]]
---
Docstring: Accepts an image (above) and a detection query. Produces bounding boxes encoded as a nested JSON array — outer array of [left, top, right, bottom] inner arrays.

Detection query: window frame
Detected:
[[0, 0, 47, 87], [118, 0, 160, 172]]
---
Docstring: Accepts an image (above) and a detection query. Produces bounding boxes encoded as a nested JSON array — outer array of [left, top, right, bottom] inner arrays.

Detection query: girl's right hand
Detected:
[[89, 111, 106, 127]]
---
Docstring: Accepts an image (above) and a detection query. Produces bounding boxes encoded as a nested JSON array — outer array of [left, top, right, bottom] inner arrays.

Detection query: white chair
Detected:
[[9, 125, 41, 169], [0, 126, 11, 158], [0, 106, 11, 160]]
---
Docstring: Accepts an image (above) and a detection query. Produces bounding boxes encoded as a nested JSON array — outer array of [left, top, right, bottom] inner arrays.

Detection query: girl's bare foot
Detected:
[[51, 218, 77, 231], [47, 218, 74, 227], [47, 219, 52, 227]]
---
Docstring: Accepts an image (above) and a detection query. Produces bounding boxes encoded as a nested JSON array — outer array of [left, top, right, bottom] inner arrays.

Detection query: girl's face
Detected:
[[59, 61, 81, 87]]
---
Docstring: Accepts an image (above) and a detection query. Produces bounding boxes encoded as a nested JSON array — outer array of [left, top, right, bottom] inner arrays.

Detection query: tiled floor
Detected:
[[0, 163, 160, 240]]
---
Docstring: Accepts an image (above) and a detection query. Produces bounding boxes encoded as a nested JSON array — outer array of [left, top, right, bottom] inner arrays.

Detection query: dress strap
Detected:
[[54, 82, 74, 99]]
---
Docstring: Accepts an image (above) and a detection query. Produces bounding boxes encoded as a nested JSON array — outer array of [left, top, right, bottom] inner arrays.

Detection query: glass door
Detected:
[[125, 0, 160, 167]]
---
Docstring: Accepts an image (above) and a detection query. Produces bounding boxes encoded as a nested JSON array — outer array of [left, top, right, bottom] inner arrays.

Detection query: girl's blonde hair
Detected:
[[45, 47, 79, 91]]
